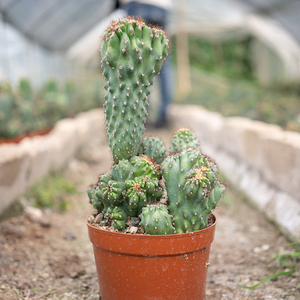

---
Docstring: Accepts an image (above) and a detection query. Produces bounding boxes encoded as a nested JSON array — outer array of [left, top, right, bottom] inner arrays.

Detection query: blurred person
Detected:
[[117, 0, 173, 128]]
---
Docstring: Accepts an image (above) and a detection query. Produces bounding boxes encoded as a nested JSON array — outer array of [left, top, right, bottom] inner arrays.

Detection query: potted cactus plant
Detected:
[[87, 17, 226, 300]]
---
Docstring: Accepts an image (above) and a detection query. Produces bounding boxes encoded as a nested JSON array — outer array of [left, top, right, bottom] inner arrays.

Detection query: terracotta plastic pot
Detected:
[[87, 214, 217, 300]]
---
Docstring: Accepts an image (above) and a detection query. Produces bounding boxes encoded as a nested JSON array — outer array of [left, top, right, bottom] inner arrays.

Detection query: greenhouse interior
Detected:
[[0, 0, 299, 299]]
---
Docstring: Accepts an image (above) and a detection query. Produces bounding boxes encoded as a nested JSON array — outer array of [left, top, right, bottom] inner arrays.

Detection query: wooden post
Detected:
[[175, 0, 191, 100]]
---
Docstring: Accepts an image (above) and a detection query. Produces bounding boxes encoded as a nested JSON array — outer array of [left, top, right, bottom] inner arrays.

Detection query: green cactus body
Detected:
[[105, 206, 128, 230], [139, 136, 166, 164], [124, 178, 148, 216], [139, 203, 175, 235], [95, 161, 132, 210], [183, 165, 224, 231], [162, 148, 225, 233], [93, 155, 161, 218], [87, 185, 104, 212], [170, 128, 199, 153], [87, 17, 226, 235], [130, 155, 160, 179], [124, 176, 162, 216], [101, 17, 169, 163], [141, 176, 163, 200]]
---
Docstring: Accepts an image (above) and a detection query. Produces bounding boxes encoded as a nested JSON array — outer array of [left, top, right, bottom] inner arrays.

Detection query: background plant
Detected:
[[0, 76, 104, 140], [241, 241, 300, 289], [24, 173, 79, 212]]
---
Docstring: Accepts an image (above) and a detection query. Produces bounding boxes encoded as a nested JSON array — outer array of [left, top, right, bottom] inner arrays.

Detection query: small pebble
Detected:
[[261, 244, 270, 251], [24, 206, 43, 222], [95, 213, 104, 223], [87, 215, 95, 222], [128, 217, 140, 227], [39, 217, 51, 228], [41, 273, 50, 279], [129, 226, 138, 234], [63, 229, 77, 240]]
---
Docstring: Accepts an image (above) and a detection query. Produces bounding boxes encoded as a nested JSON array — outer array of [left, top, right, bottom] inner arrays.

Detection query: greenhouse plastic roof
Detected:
[[236, 0, 300, 43], [0, 0, 115, 51], [0, 0, 300, 52]]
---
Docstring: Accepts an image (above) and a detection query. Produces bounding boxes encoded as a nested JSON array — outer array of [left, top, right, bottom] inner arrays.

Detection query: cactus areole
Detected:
[[87, 17, 226, 300]]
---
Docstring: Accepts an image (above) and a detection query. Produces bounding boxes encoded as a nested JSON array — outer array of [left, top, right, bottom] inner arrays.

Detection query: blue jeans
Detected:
[[124, 2, 172, 122]]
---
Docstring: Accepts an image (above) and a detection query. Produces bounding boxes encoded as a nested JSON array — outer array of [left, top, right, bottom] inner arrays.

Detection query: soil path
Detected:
[[0, 129, 299, 300]]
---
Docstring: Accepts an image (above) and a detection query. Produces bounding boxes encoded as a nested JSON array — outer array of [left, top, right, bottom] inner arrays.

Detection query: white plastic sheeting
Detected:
[[1, 0, 300, 85], [0, 13, 74, 87], [67, 9, 127, 65]]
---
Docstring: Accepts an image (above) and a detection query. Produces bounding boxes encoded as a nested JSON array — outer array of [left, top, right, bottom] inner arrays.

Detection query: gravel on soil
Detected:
[[0, 132, 299, 300]]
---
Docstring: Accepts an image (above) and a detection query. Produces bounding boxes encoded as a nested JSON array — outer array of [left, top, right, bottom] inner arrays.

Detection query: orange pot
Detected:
[[87, 214, 217, 300]]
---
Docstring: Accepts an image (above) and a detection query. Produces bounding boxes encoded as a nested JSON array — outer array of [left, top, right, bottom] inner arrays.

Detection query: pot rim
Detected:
[[87, 213, 217, 256], [87, 213, 217, 239]]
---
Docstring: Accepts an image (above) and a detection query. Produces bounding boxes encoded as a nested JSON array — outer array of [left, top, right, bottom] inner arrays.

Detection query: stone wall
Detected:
[[0, 109, 105, 214], [170, 105, 300, 241]]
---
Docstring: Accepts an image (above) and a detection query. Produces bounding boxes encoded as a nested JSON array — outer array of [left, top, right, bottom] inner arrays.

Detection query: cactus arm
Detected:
[[101, 18, 169, 163], [139, 204, 175, 235], [138, 136, 166, 164], [170, 128, 199, 154], [105, 206, 128, 230], [87, 185, 104, 212], [162, 148, 225, 233]]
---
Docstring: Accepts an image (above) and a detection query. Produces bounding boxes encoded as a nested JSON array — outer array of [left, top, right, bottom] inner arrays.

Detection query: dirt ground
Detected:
[[0, 129, 299, 300]]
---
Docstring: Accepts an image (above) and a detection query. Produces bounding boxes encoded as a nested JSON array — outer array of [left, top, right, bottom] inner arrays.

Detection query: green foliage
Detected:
[[0, 83, 21, 138], [24, 173, 78, 212], [170, 34, 299, 129], [171, 35, 254, 81], [186, 70, 300, 128], [88, 17, 225, 234], [176, 42, 300, 129], [0, 77, 104, 140]]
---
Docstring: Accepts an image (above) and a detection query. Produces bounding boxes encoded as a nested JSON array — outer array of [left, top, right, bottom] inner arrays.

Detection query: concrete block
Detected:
[[48, 118, 80, 171], [219, 117, 253, 158], [239, 120, 283, 171], [0, 144, 31, 212], [21, 136, 52, 187], [272, 192, 300, 240], [0, 109, 107, 215], [261, 130, 300, 200], [285, 131, 300, 202]]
